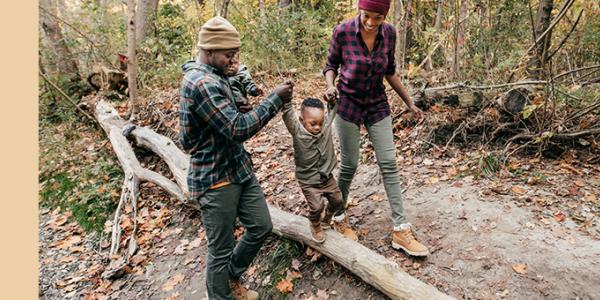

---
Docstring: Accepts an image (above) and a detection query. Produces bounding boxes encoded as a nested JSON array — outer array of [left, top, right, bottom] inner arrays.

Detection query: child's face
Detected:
[[225, 61, 239, 76], [299, 107, 325, 134]]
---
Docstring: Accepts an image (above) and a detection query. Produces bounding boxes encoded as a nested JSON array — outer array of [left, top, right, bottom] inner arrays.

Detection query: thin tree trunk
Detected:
[[259, 0, 266, 22], [393, 0, 403, 74], [280, 0, 292, 8], [39, 0, 80, 78], [527, 0, 554, 79], [135, 0, 159, 44], [215, 0, 232, 18], [452, 0, 460, 78], [126, 0, 139, 120]]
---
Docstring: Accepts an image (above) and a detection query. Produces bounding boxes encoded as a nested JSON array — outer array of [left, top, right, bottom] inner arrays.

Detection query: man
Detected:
[[179, 16, 293, 300]]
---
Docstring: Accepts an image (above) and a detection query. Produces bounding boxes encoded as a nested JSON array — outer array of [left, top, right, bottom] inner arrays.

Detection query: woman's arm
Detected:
[[385, 74, 423, 120], [324, 70, 338, 103]]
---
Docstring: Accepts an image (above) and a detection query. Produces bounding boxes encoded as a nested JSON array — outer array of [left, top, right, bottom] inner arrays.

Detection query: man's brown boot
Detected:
[[310, 221, 326, 243], [230, 280, 259, 300], [332, 214, 358, 241], [391, 224, 429, 257]]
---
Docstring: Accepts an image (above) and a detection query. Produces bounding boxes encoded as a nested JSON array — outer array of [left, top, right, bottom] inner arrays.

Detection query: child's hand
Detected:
[[274, 81, 294, 103], [255, 87, 264, 96], [238, 103, 253, 113]]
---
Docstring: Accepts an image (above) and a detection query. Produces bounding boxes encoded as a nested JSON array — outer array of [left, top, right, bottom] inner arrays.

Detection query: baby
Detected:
[[225, 62, 263, 112]]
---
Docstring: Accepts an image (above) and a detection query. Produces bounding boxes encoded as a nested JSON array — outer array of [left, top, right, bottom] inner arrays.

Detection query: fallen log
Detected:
[[94, 99, 454, 300]]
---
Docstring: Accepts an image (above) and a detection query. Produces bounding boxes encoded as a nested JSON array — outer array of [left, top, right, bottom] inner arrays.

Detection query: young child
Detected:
[[225, 62, 263, 112], [282, 98, 343, 243]]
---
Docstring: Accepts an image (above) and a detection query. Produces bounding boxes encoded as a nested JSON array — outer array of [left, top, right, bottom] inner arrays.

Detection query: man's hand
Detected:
[[324, 86, 338, 104], [274, 80, 294, 103]]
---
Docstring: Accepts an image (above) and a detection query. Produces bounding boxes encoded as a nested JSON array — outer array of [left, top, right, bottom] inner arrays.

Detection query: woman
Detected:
[[323, 0, 428, 256]]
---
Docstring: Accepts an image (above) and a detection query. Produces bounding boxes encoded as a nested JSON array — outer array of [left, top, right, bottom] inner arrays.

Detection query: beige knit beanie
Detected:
[[197, 16, 241, 50]]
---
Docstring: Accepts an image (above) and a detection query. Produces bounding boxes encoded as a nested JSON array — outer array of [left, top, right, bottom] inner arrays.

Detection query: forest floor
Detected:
[[39, 75, 600, 300]]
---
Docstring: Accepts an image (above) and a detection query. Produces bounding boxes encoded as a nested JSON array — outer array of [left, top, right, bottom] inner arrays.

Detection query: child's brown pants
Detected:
[[298, 175, 343, 223]]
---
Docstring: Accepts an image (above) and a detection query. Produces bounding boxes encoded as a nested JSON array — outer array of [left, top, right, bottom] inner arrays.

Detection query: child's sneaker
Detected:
[[310, 221, 325, 243], [391, 223, 429, 257], [332, 213, 358, 241]]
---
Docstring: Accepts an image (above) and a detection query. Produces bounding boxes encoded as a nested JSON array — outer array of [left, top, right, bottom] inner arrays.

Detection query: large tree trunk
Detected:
[[39, 0, 80, 78], [135, 0, 159, 44], [126, 0, 139, 120], [527, 0, 554, 79], [93, 99, 455, 300]]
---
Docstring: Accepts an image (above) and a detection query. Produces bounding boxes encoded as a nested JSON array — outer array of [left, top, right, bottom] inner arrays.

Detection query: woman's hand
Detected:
[[324, 86, 338, 104], [408, 104, 424, 121]]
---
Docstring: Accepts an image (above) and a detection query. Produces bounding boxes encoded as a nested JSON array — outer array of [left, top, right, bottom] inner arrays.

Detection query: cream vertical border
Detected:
[[0, 1, 39, 299]]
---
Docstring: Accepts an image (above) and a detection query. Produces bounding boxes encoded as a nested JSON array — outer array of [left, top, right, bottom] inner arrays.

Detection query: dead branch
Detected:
[[39, 71, 99, 126], [547, 9, 584, 61]]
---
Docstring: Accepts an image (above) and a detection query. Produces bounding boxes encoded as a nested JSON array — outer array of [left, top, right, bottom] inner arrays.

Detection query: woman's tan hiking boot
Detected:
[[332, 214, 358, 241], [391, 223, 429, 257], [310, 221, 326, 243]]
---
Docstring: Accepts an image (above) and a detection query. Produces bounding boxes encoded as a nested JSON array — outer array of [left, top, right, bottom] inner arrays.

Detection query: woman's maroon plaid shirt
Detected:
[[323, 15, 397, 125]]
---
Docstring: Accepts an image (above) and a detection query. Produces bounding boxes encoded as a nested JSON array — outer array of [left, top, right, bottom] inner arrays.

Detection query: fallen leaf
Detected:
[[165, 292, 180, 300], [428, 176, 439, 184], [189, 238, 202, 249], [584, 194, 597, 203], [162, 274, 185, 291], [369, 194, 384, 202], [553, 211, 566, 222], [291, 258, 301, 271], [276, 279, 294, 294], [512, 263, 528, 274], [316, 289, 329, 300], [60, 256, 77, 263], [447, 167, 458, 177], [574, 180, 585, 187], [234, 227, 245, 240], [286, 270, 302, 280], [412, 262, 421, 269], [511, 186, 527, 195], [423, 158, 434, 166]]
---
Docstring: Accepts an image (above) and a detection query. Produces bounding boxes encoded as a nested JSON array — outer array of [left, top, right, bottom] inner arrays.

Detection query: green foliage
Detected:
[[39, 75, 92, 125], [138, 2, 196, 88], [39, 121, 124, 233], [231, 3, 338, 73], [478, 152, 505, 176], [257, 239, 303, 298]]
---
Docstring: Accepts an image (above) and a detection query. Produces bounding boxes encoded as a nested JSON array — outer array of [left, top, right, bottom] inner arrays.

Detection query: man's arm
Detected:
[[194, 80, 283, 142]]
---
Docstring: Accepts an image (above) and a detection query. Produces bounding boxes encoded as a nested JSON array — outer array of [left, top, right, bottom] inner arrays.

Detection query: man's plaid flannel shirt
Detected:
[[179, 60, 282, 199]]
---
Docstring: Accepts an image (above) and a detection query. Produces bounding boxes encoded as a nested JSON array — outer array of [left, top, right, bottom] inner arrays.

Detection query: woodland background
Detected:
[[39, 1, 600, 299]]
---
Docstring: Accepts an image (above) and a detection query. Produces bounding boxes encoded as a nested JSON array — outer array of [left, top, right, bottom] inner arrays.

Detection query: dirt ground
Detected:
[[39, 83, 600, 299]]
